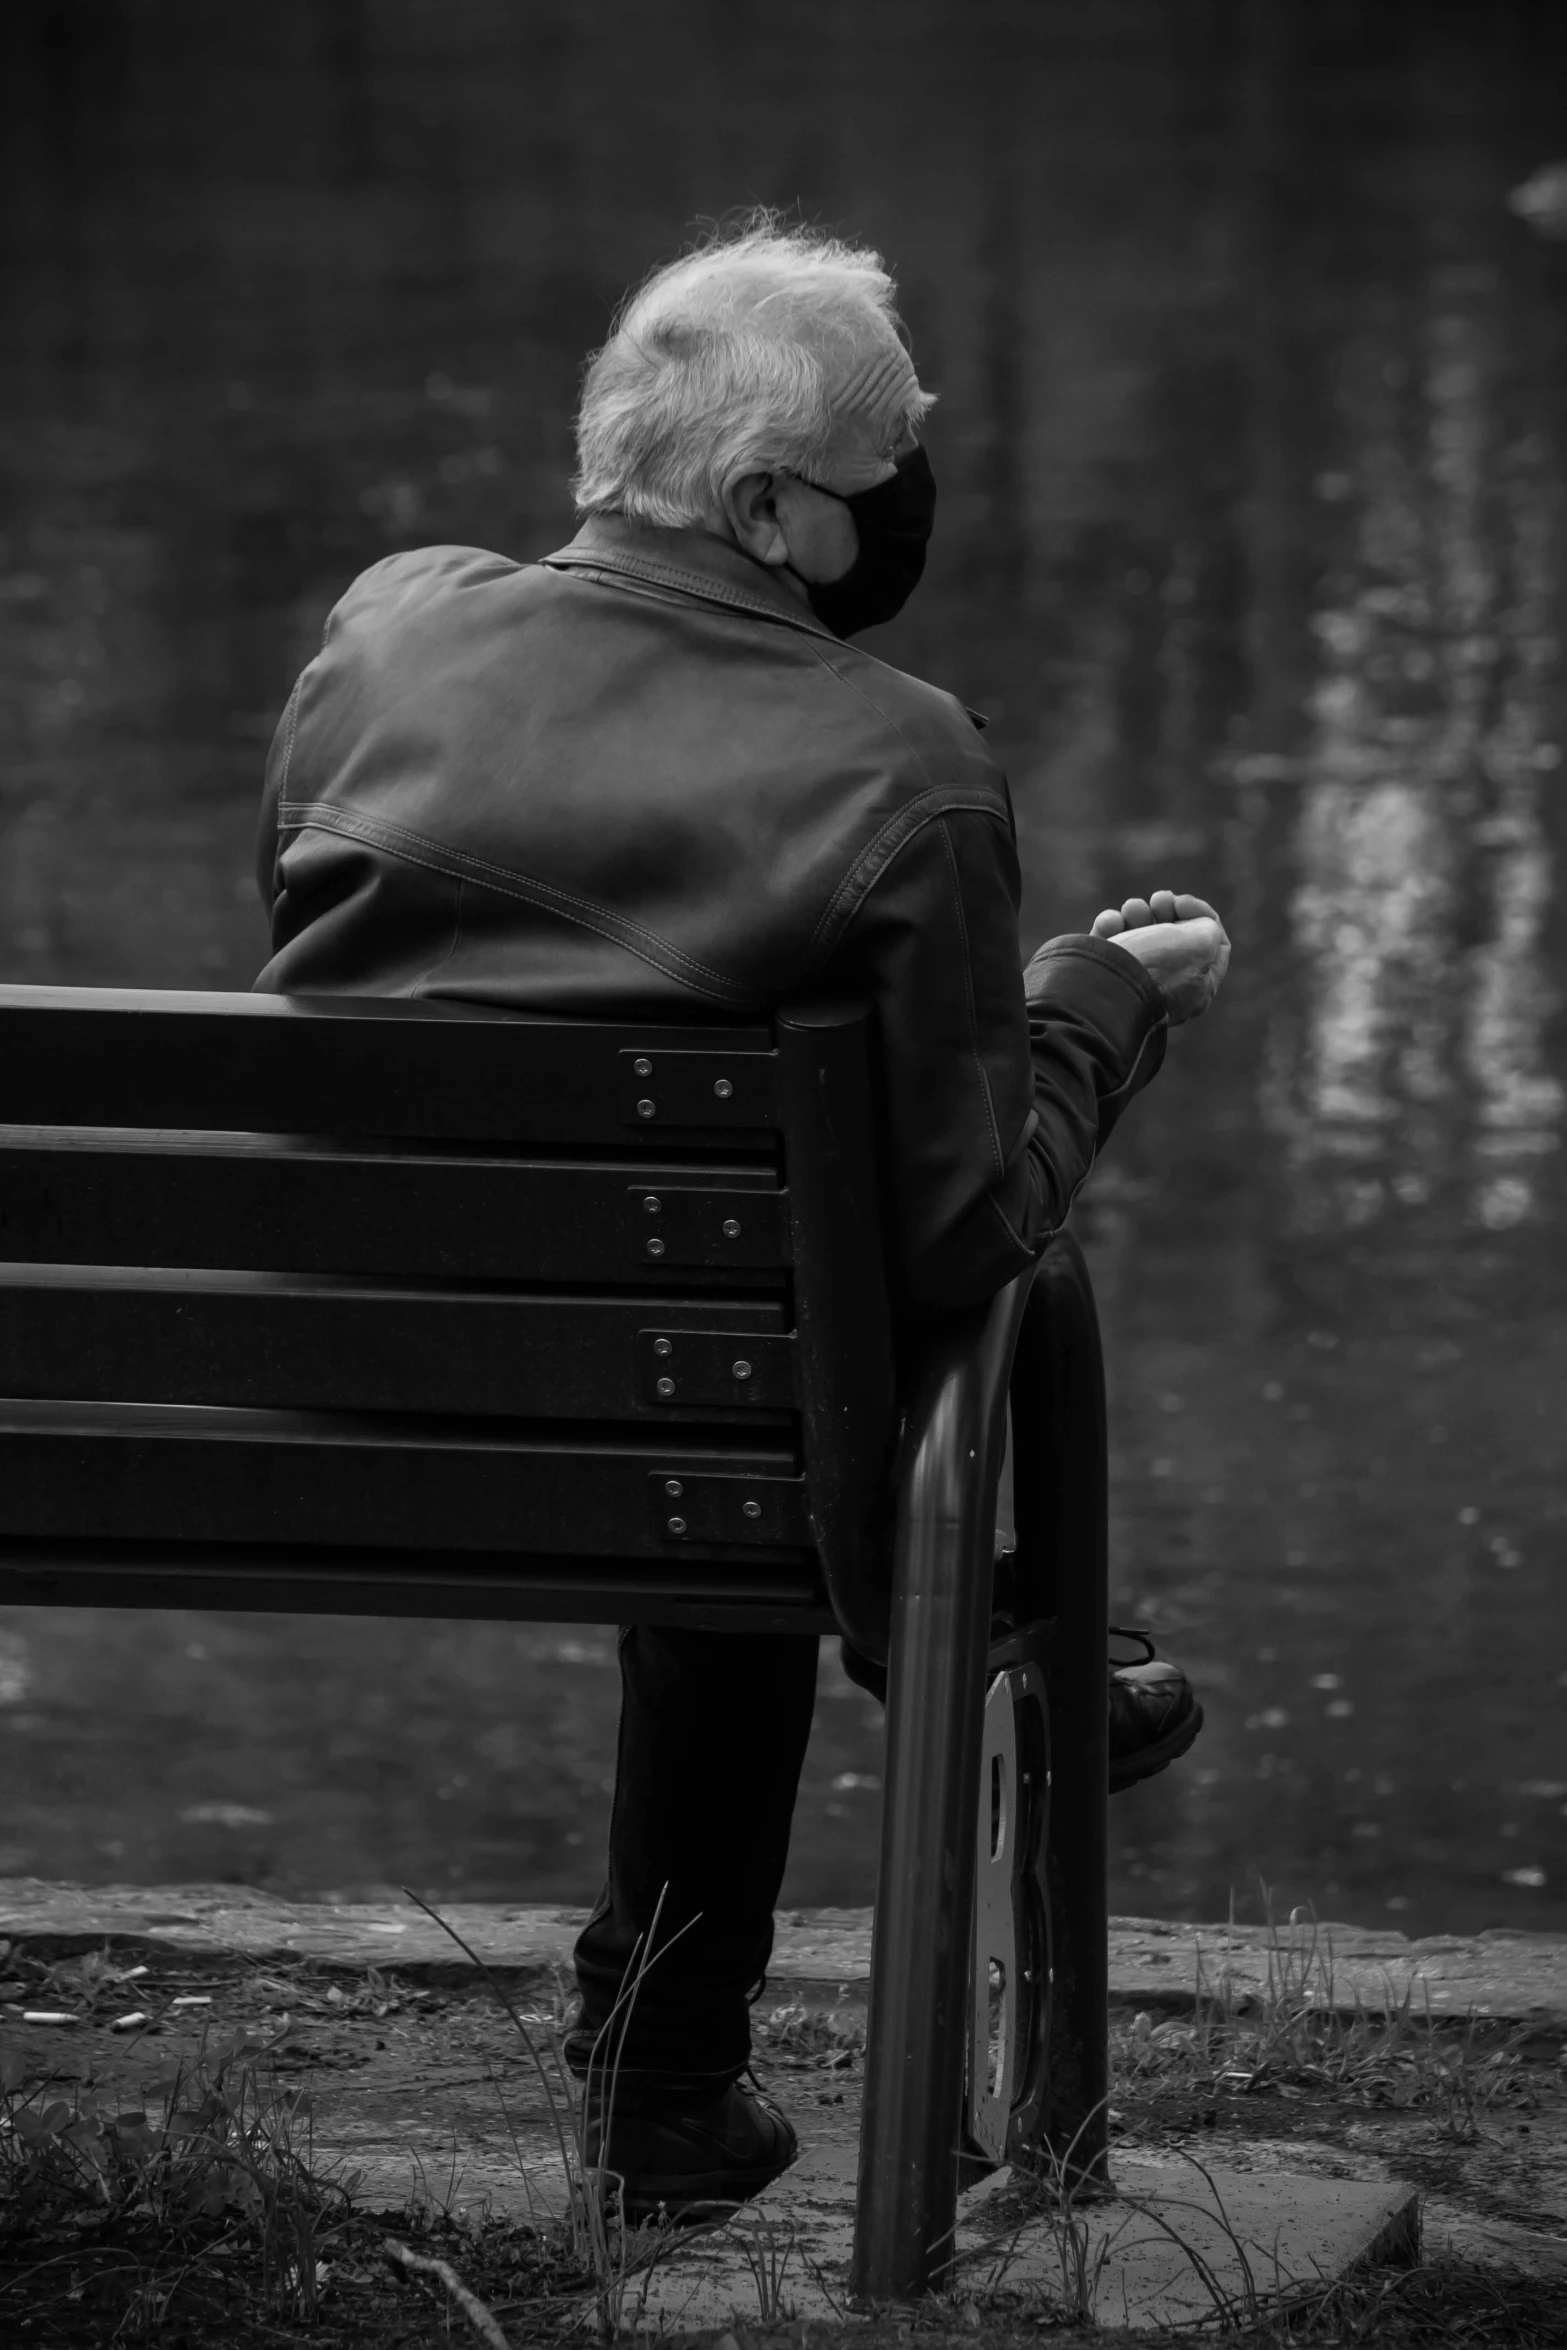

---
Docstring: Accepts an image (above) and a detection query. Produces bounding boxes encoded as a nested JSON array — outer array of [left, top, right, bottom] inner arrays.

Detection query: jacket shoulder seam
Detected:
[[800, 638, 947, 794]]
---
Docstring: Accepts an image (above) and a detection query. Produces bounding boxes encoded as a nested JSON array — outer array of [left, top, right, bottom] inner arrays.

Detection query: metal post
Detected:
[[1009, 1232, 1110, 2175], [851, 1269, 1038, 2300]]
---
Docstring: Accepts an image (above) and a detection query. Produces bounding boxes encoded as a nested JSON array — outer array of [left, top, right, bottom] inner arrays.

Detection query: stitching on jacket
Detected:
[[566, 568, 1012, 958], [542, 553, 842, 643], [804, 790, 1013, 967], [275, 678, 304, 796], [544, 567, 714, 617], [981, 1188, 1037, 1259], [279, 801, 756, 1003], [793, 637, 1015, 826], [1095, 1017, 1168, 1109], [547, 551, 1014, 756], [1030, 935, 1167, 1020], [286, 552, 1008, 1002], [290, 819, 747, 1005], [544, 546, 1015, 771], [1050, 1163, 1093, 1235], [937, 817, 1006, 1181], [320, 807, 744, 991], [799, 639, 945, 797], [544, 555, 1016, 960]]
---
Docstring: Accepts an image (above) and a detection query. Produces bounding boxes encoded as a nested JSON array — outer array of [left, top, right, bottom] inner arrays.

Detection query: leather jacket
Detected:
[[255, 515, 1168, 1314]]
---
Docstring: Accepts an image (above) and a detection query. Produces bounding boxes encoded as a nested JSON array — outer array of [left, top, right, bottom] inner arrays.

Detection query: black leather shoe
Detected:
[[1108, 1627, 1202, 1791], [839, 1622, 1203, 1794], [584, 2075, 797, 2223]]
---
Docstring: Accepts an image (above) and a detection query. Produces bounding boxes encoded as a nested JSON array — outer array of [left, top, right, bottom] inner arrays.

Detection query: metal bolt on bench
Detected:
[[0, 983, 1108, 2298]]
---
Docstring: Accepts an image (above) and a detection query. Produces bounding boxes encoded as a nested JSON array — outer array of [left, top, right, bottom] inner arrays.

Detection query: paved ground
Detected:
[[6, 1884, 1566, 2328], [0, 1964, 1437, 2330], [5, 1881, 1566, 2024]]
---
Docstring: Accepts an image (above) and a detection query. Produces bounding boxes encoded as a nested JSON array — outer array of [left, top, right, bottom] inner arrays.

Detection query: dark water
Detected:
[[1, 1, 1565, 1937]]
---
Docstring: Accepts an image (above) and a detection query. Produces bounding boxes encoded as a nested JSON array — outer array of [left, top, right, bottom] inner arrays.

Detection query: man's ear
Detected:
[[722, 469, 791, 566]]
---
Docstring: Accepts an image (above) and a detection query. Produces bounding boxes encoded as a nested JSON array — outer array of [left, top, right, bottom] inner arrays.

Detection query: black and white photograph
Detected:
[[0, 3, 1563, 2342]]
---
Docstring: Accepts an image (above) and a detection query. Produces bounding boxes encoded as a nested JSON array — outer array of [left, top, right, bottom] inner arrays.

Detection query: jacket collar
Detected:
[[541, 514, 846, 645]]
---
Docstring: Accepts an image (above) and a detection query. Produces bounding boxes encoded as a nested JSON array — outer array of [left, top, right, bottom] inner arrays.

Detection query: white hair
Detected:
[[572, 219, 935, 526]]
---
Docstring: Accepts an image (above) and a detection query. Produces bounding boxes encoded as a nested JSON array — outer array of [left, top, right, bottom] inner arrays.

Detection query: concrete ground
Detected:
[[6, 1880, 1564, 2027], [4, 1884, 1565, 2329]]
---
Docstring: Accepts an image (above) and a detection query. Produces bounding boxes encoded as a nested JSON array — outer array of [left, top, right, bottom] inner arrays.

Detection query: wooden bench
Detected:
[[0, 983, 1108, 2297]]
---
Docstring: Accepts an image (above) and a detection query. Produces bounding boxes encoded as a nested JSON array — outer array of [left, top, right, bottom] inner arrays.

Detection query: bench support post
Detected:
[[851, 1268, 1037, 2302], [1009, 1233, 1110, 2176], [851, 1234, 1111, 2299]]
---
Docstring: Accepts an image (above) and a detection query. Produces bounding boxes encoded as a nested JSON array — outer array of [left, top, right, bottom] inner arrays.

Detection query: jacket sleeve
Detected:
[[826, 806, 1168, 1316]]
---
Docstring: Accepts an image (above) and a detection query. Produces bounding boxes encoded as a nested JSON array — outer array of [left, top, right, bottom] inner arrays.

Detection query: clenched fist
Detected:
[[1090, 890, 1231, 1024]]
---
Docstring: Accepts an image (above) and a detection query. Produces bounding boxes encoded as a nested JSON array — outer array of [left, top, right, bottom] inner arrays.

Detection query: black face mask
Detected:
[[798, 444, 937, 637]]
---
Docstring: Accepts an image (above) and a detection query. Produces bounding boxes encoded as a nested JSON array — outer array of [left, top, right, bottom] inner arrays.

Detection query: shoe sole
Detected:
[[1110, 1698, 1203, 1793]]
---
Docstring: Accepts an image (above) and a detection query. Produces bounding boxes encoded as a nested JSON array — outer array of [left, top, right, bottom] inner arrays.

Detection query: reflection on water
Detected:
[[0, 2, 1563, 1933], [1277, 269, 1563, 1239]]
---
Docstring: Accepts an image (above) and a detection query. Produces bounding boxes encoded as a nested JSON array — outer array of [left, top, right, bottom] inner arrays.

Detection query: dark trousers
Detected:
[[569, 1624, 821, 2084]]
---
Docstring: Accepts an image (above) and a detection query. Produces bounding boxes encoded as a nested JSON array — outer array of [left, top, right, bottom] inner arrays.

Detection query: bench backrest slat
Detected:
[[0, 990, 898, 1632], [0, 1398, 812, 1555], [0, 1133, 789, 1282], [0, 987, 778, 1144], [0, 1271, 796, 1420]]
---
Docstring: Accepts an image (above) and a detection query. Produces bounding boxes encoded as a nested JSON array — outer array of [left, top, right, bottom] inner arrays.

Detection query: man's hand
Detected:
[[1090, 891, 1231, 1024]]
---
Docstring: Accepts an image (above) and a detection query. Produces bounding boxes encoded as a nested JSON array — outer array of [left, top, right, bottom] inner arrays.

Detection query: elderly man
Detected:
[[255, 221, 1229, 2219]]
